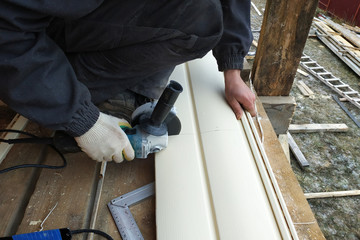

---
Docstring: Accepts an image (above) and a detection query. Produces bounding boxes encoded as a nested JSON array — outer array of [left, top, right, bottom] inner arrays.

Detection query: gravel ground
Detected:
[[250, 1, 360, 239]]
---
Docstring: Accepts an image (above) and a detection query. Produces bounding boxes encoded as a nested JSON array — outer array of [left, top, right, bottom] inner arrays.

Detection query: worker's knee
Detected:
[[172, 0, 224, 58], [139, 0, 223, 54]]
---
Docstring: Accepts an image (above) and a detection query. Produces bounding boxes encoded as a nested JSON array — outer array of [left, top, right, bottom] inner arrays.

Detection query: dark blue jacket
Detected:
[[0, 0, 252, 136]]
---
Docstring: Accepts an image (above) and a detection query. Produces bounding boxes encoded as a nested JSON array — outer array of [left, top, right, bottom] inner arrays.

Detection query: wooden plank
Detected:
[[16, 151, 98, 234], [278, 134, 290, 163], [93, 157, 156, 240], [323, 18, 360, 49], [0, 115, 29, 164], [314, 22, 360, 76], [297, 68, 309, 77], [304, 190, 360, 199], [297, 83, 310, 97], [252, 0, 318, 95], [287, 132, 310, 168], [259, 105, 324, 238], [288, 124, 348, 133], [298, 81, 314, 95], [342, 23, 360, 34], [0, 122, 46, 236]]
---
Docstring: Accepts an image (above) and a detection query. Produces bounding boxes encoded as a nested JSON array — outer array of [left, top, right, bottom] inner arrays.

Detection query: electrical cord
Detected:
[[71, 229, 114, 240], [0, 129, 67, 174], [0, 131, 115, 239]]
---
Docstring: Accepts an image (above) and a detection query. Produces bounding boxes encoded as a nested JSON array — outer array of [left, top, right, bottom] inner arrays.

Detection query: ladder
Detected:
[[300, 54, 360, 110]]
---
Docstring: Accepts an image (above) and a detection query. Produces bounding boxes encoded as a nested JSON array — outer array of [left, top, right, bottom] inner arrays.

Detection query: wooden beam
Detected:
[[288, 124, 348, 133], [304, 190, 360, 199], [252, 0, 319, 96], [259, 106, 324, 238], [287, 132, 309, 168]]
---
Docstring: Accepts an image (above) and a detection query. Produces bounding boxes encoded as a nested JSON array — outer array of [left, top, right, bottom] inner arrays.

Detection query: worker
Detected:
[[0, 0, 255, 163]]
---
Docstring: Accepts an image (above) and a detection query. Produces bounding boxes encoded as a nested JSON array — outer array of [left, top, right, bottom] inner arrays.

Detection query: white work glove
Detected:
[[75, 112, 135, 163]]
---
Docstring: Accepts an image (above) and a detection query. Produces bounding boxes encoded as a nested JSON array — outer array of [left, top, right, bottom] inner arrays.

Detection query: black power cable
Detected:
[[0, 129, 67, 174], [70, 229, 114, 240], [0, 131, 115, 239]]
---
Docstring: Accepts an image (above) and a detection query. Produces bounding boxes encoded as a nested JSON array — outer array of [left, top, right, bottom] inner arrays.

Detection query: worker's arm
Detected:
[[0, 0, 103, 137], [212, 0, 255, 118], [213, 0, 253, 71], [0, 1, 136, 162]]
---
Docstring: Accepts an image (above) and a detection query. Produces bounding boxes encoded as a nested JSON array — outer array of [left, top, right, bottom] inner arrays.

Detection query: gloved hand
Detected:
[[75, 112, 135, 162]]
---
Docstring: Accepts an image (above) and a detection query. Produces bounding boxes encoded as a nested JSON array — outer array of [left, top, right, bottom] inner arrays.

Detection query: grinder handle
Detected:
[[150, 80, 183, 127]]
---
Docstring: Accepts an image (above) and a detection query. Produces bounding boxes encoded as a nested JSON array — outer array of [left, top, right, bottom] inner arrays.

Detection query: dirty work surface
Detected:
[[0, 121, 156, 240], [0, 105, 16, 130], [250, 1, 360, 239]]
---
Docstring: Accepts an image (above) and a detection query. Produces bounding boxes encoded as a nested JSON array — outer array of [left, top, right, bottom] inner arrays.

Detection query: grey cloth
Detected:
[[0, 0, 252, 136]]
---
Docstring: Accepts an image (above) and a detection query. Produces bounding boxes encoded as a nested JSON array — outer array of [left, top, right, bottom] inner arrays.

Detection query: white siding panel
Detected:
[[156, 65, 218, 240], [156, 54, 292, 239]]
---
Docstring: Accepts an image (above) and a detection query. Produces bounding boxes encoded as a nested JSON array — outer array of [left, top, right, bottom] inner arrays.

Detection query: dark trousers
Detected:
[[47, 0, 224, 103]]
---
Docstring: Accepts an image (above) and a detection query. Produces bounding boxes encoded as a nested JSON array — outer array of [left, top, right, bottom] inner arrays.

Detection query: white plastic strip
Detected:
[[0, 114, 29, 164]]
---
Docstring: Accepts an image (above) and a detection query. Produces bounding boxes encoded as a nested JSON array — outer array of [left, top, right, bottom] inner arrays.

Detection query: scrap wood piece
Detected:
[[297, 68, 309, 77], [297, 83, 310, 97], [251, 2, 262, 16], [252, 40, 258, 47], [296, 80, 314, 97], [288, 124, 348, 133], [304, 190, 360, 199], [332, 95, 360, 128], [0, 114, 28, 164], [298, 81, 314, 95], [278, 134, 290, 163], [287, 132, 309, 168]]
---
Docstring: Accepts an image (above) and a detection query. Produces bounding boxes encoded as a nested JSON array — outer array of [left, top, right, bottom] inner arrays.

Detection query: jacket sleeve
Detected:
[[0, 1, 103, 136], [213, 0, 253, 71]]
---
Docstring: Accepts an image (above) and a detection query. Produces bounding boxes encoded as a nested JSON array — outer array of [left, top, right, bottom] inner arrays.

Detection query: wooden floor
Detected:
[[0, 121, 156, 240], [0, 91, 324, 239]]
